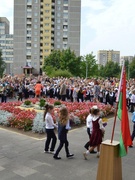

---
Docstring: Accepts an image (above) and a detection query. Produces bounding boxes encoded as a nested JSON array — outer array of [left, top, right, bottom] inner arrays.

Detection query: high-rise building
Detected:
[[97, 50, 120, 66], [120, 56, 134, 66], [13, 0, 81, 75], [0, 17, 13, 74]]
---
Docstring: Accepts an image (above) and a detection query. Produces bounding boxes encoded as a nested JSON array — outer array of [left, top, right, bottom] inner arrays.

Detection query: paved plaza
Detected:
[[0, 113, 135, 180]]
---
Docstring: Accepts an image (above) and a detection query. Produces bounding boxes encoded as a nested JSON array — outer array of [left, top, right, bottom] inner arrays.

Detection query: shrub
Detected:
[[54, 101, 62, 106], [24, 100, 31, 106], [0, 110, 12, 126], [39, 98, 46, 107], [50, 69, 73, 78], [32, 112, 45, 133]]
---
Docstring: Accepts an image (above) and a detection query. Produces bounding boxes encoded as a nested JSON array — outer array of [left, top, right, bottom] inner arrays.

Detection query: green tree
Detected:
[[129, 57, 135, 78], [99, 61, 120, 78], [81, 52, 98, 78], [124, 59, 130, 79], [0, 50, 6, 77], [42, 48, 82, 77]]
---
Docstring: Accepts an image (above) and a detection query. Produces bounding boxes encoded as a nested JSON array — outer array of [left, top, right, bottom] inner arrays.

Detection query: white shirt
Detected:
[[45, 112, 57, 129], [86, 114, 93, 134], [130, 94, 135, 103]]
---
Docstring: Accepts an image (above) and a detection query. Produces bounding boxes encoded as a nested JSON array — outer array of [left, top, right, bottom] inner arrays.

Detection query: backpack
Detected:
[[131, 112, 135, 123]]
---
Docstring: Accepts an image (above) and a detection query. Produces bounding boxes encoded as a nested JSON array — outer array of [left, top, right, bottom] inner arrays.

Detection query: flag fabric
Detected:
[[117, 67, 132, 157]]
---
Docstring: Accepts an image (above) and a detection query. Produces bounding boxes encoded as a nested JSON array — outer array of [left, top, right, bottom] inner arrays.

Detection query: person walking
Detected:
[[83, 106, 105, 159], [84, 107, 96, 153], [44, 104, 57, 154], [129, 90, 135, 113], [129, 111, 135, 148], [53, 107, 74, 160]]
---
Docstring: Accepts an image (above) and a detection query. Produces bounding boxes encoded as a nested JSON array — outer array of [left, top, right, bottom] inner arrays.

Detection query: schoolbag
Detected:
[[131, 112, 135, 123]]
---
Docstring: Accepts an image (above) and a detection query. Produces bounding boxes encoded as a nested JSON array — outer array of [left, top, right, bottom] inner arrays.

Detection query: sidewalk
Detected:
[[0, 113, 135, 180]]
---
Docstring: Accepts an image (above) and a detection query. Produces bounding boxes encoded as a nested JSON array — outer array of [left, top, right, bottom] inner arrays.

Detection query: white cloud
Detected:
[[81, 0, 135, 56], [0, 0, 13, 33], [82, 0, 106, 10]]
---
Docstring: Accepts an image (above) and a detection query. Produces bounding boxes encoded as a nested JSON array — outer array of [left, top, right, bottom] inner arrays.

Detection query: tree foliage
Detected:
[[81, 52, 98, 78], [42, 48, 82, 77], [129, 57, 135, 78], [99, 61, 121, 78], [0, 50, 6, 77]]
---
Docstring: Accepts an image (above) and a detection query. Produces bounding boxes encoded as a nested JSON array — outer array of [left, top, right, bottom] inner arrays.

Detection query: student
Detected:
[[83, 106, 105, 159], [44, 104, 57, 153], [53, 107, 74, 160], [129, 111, 135, 148], [84, 107, 96, 153]]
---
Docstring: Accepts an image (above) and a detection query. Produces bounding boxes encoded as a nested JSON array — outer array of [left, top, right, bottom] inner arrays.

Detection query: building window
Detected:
[[45, 10, 50, 13], [57, 1, 61, 4], [34, 12, 38, 16], [57, 32, 60, 36], [45, 17, 49, 20], [63, 12, 68, 18], [34, 37, 37, 41], [45, 36, 49, 39], [45, 4, 50, 6], [34, 0, 38, 2], [34, 19, 38, 22], [57, 6, 61, 10], [34, 25, 37, 29], [63, 6, 68, 10], [57, 45, 60, 48], [34, 44, 37, 48], [63, 0, 68, 4], [27, 0, 32, 3], [45, 23, 49, 26], [57, 26, 60, 29], [34, 31, 38, 35], [57, 13, 61, 17], [57, 19, 61, 23]]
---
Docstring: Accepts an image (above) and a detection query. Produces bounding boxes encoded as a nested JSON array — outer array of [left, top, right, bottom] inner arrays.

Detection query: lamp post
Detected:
[[86, 60, 88, 79]]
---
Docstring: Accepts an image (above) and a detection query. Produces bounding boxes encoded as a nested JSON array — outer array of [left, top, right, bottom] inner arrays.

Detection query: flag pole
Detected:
[[110, 102, 119, 143], [110, 63, 125, 144]]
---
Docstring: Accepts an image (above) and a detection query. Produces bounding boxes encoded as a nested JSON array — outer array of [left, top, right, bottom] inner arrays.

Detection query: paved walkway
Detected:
[[0, 113, 135, 180]]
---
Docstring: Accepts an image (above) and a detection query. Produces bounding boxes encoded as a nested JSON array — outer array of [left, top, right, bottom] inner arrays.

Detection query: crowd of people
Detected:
[[0, 74, 135, 112]]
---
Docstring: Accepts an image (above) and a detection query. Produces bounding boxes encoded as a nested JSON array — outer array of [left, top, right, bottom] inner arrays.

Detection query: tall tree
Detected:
[[103, 61, 120, 78], [81, 52, 98, 78], [129, 57, 135, 78], [0, 50, 6, 77], [42, 48, 82, 77]]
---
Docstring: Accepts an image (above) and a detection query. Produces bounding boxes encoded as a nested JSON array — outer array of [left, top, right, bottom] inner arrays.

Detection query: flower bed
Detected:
[[0, 98, 115, 133]]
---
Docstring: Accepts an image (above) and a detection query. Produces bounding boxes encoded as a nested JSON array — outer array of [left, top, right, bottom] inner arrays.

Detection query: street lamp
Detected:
[[86, 60, 88, 79]]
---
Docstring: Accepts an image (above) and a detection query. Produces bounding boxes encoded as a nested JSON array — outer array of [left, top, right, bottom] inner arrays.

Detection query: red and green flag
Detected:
[[117, 66, 132, 157]]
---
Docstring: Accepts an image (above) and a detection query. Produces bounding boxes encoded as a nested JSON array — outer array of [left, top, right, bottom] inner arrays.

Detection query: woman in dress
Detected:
[[83, 106, 105, 159]]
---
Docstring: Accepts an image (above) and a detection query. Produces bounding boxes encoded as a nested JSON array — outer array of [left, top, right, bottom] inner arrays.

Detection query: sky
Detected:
[[0, 0, 135, 57]]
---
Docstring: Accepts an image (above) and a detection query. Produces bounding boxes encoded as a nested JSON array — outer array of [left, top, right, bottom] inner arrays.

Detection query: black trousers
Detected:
[[130, 103, 135, 113], [131, 123, 135, 141], [45, 129, 57, 151], [54, 140, 69, 157], [84, 128, 91, 150]]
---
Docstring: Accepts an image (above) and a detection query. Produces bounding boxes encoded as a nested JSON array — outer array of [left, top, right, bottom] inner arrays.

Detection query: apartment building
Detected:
[[120, 56, 134, 66], [13, 0, 81, 75], [0, 17, 13, 74], [97, 50, 120, 66]]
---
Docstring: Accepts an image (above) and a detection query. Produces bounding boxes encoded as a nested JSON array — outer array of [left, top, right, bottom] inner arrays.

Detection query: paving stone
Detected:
[[13, 166, 37, 178], [0, 166, 5, 171]]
